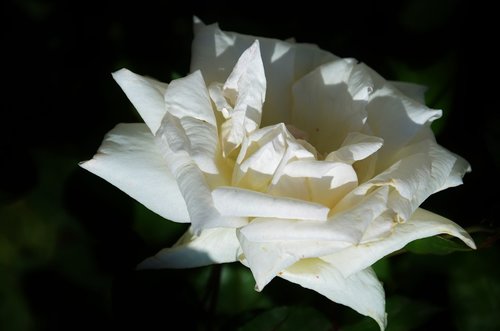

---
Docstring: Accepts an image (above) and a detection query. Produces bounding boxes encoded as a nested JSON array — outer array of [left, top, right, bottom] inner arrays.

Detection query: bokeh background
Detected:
[[2, 0, 499, 330]]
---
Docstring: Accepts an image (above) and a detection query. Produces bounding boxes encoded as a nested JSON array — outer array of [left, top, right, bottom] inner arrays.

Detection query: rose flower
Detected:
[[81, 18, 475, 329]]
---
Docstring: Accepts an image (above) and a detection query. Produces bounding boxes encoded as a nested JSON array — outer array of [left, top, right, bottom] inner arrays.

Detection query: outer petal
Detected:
[[137, 227, 239, 269], [156, 114, 246, 232], [79, 123, 189, 222], [437, 150, 471, 192], [191, 18, 337, 126], [364, 79, 442, 162], [238, 223, 351, 290], [291, 59, 371, 154], [336, 139, 465, 222], [389, 81, 427, 104], [112, 69, 168, 134], [321, 208, 476, 277], [279, 260, 387, 331], [236, 186, 391, 290]]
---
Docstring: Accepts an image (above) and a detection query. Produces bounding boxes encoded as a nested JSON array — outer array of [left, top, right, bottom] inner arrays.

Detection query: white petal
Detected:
[[436, 150, 471, 192], [80, 123, 189, 222], [291, 59, 370, 154], [164, 70, 216, 127], [161, 113, 220, 175], [321, 208, 476, 277], [233, 124, 290, 190], [161, 70, 224, 176], [326, 132, 384, 164], [240, 186, 390, 243], [328, 186, 392, 242], [156, 115, 246, 232], [342, 139, 460, 222], [191, 19, 337, 126], [364, 78, 442, 161], [224, 41, 266, 115], [137, 227, 239, 269], [389, 81, 427, 104], [271, 159, 358, 208], [212, 187, 329, 221], [238, 221, 350, 290], [236, 186, 392, 289], [112, 69, 168, 135], [233, 123, 316, 192], [217, 41, 266, 155], [280, 260, 387, 330]]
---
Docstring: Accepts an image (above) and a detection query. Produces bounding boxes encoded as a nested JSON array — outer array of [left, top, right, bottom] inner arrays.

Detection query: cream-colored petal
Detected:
[[340, 139, 461, 222], [236, 187, 391, 290], [80, 123, 189, 223], [321, 208, 476, 278], [212, 187, 329, 221], [233, 123, 315, 192], [239, 186, 390, 244], [364, 81, 442, 162], [436, 150, 471, 192], [389, 81, 427, 104], [238, 221, 350, 290], [326, 132, 384, 164], [161, 113, 219, 175], [280, 260, 387, 331], [191, 18, 337, 126], [270, 159, 358, 207], [112, 69, 168, 135], [137, 227, 239, 269], [291, 59, 370, 154], [160, 70, 224, 176], [156, 114, 246, 232], [164, 70, 216, 126], [217, 41, 266, 155]]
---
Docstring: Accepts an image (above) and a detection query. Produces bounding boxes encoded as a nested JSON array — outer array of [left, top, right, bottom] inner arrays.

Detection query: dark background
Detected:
[[2, 0, 498, 330]]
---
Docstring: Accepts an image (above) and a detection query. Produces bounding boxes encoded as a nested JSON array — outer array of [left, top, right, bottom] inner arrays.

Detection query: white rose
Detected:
[[80, 18, 475, 329]]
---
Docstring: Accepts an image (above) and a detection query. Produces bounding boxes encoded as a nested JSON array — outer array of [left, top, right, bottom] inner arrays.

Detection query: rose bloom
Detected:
[[81, 18, 475, 329]]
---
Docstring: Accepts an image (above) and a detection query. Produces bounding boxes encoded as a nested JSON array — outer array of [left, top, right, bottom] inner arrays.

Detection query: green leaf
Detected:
[[238, 306, 331, 331], [405, 236, 473, 255]]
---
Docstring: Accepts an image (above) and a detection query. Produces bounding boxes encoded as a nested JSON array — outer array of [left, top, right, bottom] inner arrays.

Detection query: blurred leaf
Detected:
[[0, 269, 34, 331], [451, 275, 500, 331], [132, 202, 187, 247], [217, 263, 272, 314], [343, 296, 440, 331], [449, 247, 500, 331], [0, 200, 56, 268], [238, 306, 331, 331], [372, 257, 392, 282], [405, 236, 473, 255], [0, 151, 112, 329]]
